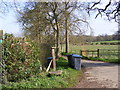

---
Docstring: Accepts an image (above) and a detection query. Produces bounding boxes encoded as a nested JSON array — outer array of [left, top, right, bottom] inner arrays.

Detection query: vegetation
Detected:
[[61, 44, 119, 63], [18, 2, 89, 58], [2, 34, 41, 82], [61, 52, 119, 63], [2, 57, 83, 89], [81, 56, 119, 63], [68, 34, 119, 46], [93, 40, 119, 43], [61, 52, 73, 56], [0, 1, 119, 88], [61, 44, 118, 53], [90, 40, 120, 45]]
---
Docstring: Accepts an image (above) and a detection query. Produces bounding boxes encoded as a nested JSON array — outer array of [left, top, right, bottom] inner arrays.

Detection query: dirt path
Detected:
[[73, 60, 119, 88]]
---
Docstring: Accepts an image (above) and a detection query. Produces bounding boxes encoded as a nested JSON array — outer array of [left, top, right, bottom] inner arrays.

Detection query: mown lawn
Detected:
[[2, 57, 83, 89]]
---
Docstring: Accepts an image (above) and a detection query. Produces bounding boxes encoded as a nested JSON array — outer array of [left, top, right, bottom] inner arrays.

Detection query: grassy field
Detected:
[[61, 44, 119, 62], [61, 44, 118, 54]]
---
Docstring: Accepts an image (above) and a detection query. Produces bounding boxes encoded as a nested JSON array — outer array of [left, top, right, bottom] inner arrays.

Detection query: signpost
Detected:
[[0, 30, 3, 44], [0, 30, 3, 58], [46, 47, 62, 75], [0, 30, 3, 84], [0, 30, 3, 62], [52, 47, 56, 71]]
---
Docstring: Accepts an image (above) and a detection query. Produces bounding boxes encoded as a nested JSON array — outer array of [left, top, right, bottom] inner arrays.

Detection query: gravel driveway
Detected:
[[73, 60, 119, 88]]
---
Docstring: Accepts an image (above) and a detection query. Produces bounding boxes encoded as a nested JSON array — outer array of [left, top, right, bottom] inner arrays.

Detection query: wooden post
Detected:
[[97, 49, 99, 58], [52, 47, 56, 71], [80, 50, 82, 56]]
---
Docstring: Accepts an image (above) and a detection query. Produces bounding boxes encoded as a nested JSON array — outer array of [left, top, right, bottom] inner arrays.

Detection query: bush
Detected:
[[95, 42, 98, 45], [61, 52, 73, 56], [2, 57, 83, 88], [2, 34, 42, 82]]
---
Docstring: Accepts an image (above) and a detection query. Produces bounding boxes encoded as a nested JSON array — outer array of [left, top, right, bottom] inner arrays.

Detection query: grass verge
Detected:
[[82, 56, 120, 63], [2, 57, 83, 89]]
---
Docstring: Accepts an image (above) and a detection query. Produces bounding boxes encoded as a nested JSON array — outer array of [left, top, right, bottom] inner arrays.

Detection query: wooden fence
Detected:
[[80, 49, 119, 59], [80, 49, 99, 57]]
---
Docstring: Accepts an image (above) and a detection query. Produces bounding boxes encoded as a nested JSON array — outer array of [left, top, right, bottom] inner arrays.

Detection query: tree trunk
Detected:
[[65, 17, 69, 53], [54, 30, 57, 47], [65, 3, 69, 53], [56, 19, 60, 58]]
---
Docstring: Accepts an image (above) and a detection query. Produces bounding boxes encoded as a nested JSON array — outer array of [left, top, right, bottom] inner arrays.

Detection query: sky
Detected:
[[0, 9, 24, 37], [0, 1, 118, 37], [88, 14, 118, 36]]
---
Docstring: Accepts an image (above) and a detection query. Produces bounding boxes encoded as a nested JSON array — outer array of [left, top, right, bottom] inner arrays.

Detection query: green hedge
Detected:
[[2, 34, 42, 82], [2, 57, 83, 89]]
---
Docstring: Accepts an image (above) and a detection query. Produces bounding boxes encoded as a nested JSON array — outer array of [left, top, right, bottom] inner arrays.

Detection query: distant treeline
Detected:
[[89, 41, 120, 45], [68, 31, 119, 45]]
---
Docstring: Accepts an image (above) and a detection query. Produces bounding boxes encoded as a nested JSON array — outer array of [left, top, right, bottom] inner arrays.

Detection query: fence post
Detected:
[[80, 50, 82, 56], [97, 49, 99, 58]]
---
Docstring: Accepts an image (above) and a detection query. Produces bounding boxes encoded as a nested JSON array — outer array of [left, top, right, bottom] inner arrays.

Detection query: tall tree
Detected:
[[87, 0, 120, 22], [18, 2, 64, 58], [17, 1, 119, 57]]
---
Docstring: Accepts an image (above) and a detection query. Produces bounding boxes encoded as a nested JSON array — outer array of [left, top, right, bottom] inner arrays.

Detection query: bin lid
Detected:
[[47, 57, 57, 59], [47, 57, 52, 59], [72, 54, 82, 58]]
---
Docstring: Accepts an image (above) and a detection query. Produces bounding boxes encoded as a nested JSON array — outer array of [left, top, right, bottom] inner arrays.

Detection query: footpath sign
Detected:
[[0, 40, 2, 43]]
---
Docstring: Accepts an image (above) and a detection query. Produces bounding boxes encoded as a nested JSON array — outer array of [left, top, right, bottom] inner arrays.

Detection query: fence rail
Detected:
[[80, 49, 119, 59]]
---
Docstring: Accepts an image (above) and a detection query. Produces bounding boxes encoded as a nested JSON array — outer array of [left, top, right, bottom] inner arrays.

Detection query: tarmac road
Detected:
[[73, 60, 119, 88]]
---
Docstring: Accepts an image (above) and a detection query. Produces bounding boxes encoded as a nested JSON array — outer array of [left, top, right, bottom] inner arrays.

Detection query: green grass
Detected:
[[82, 56, 120, 63], [61, 44, 119, 63], [2, 57, 83, 89], [61, 44, 118, 54]]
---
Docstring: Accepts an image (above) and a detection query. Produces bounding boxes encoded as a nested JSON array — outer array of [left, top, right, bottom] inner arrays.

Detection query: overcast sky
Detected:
[[0, 1, 118, 37]]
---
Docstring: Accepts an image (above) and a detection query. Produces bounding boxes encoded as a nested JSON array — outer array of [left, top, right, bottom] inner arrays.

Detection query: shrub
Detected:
[[61, 52, 73, 56], [95, 43, 98, 45], [2, 57, 83, 88], [2, 34, 42, 82]]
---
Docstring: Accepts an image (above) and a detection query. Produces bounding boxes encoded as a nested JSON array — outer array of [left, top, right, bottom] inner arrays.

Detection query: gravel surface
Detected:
[[72, 60, 119, 88]]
